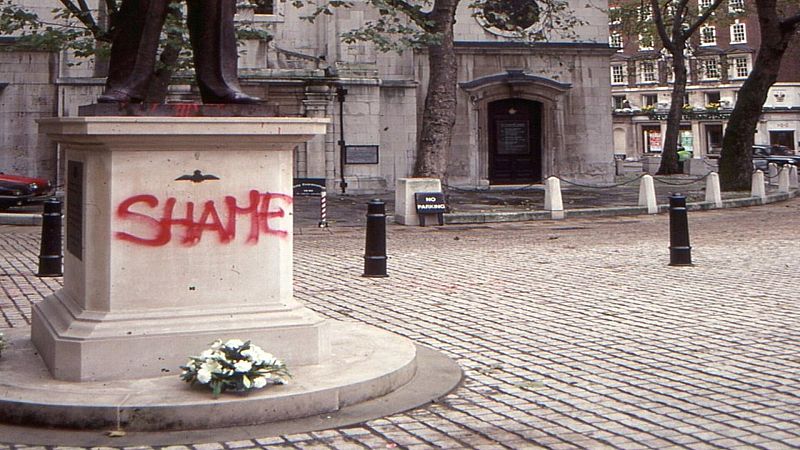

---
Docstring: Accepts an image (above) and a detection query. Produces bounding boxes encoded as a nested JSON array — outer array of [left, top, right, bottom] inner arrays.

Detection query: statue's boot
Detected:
[[98, 0, 171, 103], [187, 0, 260, 104]]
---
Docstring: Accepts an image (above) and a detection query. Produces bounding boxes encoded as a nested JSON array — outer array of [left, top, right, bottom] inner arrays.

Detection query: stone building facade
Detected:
[[1, 0, 614, 191], [610, 0, 800, 161]]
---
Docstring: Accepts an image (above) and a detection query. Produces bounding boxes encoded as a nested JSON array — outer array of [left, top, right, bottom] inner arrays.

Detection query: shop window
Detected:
[[770, 130, 796, 150], [706, 124, 723, 155], [643, 127, 662, 153]]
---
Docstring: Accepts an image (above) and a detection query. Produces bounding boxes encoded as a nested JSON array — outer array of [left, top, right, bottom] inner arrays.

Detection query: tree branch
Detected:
[[105, 0, 118, 16], [58, 0, 100, 35], [650, 0, 675, 53], [684, 0, 724, 39], [380, 0, 430, 28], [781, 12, 800, 30]]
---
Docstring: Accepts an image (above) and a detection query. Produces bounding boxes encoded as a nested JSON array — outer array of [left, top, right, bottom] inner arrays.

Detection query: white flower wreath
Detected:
[[180, 339, 290, 397]]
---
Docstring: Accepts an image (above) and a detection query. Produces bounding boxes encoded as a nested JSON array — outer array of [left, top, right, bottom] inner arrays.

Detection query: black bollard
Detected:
[[363, 199, 388, 277], [669, 194, 692, 266], [37, 198, 63, 277]]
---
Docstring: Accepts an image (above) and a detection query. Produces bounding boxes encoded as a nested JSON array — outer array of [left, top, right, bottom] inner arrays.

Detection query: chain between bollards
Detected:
[[668, 194, 692, 266], [37, 197, 63, 277], [363, 199, 388, 277]]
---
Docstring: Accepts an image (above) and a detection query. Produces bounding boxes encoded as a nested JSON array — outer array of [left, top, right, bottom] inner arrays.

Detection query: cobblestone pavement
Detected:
[[2, 198, 800, 448]]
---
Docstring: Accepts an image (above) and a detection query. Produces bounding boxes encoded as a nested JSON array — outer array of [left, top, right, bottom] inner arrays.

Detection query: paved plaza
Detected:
[[1, 197, 800, 448]]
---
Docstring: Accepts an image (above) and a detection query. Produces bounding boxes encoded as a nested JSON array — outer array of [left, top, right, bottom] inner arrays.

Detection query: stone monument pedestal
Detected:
[[0, 115, 461, 433], [32, 116, 333, 382]]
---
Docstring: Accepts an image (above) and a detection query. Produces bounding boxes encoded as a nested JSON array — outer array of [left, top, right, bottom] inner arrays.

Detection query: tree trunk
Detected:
[[719, 0, 798, 191], [413, 0, 459, 180], [657, 49, 687, 175]]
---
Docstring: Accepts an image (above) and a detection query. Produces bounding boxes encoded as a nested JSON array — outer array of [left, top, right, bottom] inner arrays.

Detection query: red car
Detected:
[[0, 173, 54, 210]]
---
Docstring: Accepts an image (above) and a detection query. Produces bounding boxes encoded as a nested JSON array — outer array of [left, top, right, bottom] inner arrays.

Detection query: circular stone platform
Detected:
[[0, 320, 449, 433]]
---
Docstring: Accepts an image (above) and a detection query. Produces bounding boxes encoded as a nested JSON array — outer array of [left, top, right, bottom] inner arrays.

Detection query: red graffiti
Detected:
[[115, 190, 292, 247]]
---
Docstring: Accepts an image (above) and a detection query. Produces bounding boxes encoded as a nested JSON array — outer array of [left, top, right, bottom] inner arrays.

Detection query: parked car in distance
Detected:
[[752, 145, 799, 172], [0, 173, 53, 210]]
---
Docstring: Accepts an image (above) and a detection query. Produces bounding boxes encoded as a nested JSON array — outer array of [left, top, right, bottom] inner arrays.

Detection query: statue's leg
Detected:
[[99, 0, 170, 103], [186, 0, 259, 104]]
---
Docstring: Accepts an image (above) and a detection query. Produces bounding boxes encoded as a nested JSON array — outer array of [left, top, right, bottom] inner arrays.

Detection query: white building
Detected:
[[0, 0, 615, 191]]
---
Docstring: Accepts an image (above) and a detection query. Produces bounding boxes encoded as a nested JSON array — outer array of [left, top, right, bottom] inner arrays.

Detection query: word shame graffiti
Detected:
[[115, 190, 292, 247]]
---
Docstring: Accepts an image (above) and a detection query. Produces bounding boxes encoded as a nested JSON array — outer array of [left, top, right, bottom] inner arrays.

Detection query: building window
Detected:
[[638, 33, 654, 50], [643, 126, 662, 153], [237, 0, 284, 22], [252, 0, 273, 14], [642, 94, 658, 107], [611, 65, 627, 85], [613, 95, 628, 109], [701, 58, 721, 79], [731, 56, 750, 78], [639, 61, 657, 83], [699, 0, 714, 10], [609, 6, 621, 25], [730, 21, 746, 43], [638, 5, 652, 22], [706, 91, 721, 105], [729, 0, 745, 13], [610, 33, 623, 50], [700, 26, 716, 46]]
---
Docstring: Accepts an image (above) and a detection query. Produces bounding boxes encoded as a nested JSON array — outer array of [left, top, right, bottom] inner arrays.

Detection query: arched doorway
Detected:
[[488, 98, 542, 184]]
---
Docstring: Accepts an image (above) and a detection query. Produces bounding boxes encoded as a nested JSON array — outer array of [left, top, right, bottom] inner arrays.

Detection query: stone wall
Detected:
[[0, 51, 58, 180]]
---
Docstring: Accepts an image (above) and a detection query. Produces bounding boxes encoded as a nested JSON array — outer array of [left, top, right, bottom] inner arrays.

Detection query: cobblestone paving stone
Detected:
[[1, 198, 800, 449]]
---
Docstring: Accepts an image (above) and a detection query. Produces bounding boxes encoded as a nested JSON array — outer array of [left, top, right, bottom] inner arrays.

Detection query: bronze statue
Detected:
[[98, 0, 259, 104]]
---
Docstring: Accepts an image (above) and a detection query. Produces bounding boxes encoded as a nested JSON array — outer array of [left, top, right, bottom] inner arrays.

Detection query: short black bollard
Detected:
[[669, 194, 692, 266], [37, 198, 63, 277], [363, 199, 388, 277]]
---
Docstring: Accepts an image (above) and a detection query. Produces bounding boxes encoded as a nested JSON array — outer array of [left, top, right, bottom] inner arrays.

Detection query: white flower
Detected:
[[201, 360, 223, 374], [224, 339, 245, 349], [233, 360, 253, 372], [200, 349, 216, 358], [210, 339, 223, 350], [197, 368, 212, 384], [253, 376, 267, 388]]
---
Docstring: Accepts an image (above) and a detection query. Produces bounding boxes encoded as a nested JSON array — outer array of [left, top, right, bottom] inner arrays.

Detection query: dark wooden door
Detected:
[[488, 99, 542, 184]]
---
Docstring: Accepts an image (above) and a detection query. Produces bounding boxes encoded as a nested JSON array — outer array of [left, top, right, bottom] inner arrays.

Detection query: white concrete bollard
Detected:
[[768, 163, 779, 185], [751, 170, 766, 201], [705, 172, 723, 208], [544, 176, 564, 220], [778, 165, 791, 193], [790, 165, 799, 189], [638, 174, 658, 214]]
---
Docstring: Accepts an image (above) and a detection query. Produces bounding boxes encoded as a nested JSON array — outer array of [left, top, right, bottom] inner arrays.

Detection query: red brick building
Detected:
[[610, 0, 800, 164]]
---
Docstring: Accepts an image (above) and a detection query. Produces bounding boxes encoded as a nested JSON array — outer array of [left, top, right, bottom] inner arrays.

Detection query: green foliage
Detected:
[[0, 1, 98, 54], [293, 0, 584, 53]]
